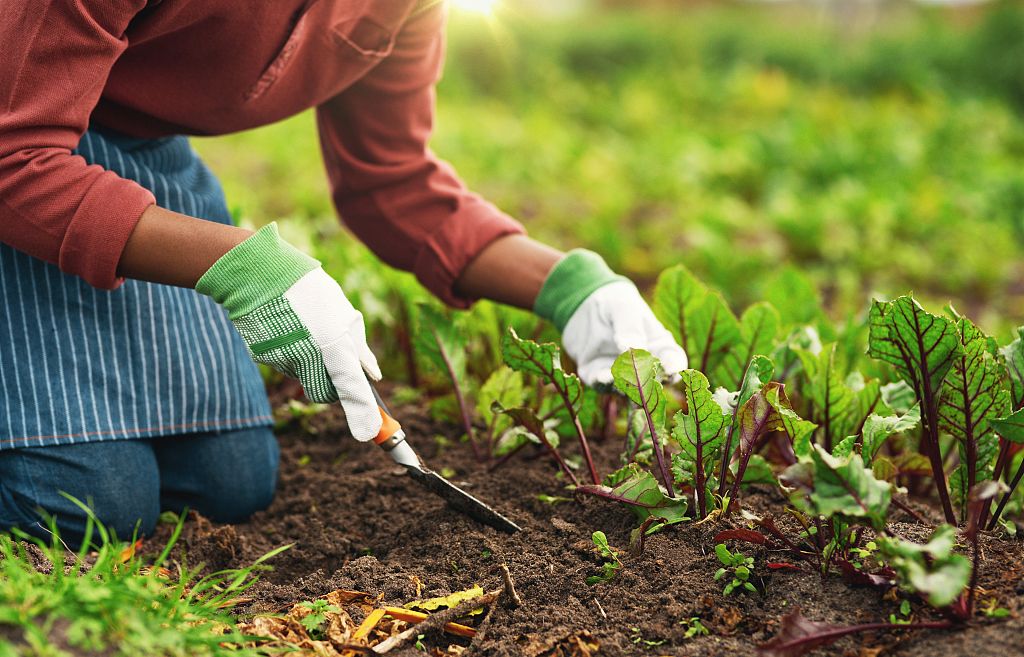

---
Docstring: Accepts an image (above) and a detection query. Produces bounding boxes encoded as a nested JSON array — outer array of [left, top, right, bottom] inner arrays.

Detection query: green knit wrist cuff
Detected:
[[196, 222, 319, 319], [533, 249, 628, 332]]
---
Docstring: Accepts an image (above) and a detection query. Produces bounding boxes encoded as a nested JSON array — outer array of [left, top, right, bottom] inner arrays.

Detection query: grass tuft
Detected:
[[0, 497, 291, 657]]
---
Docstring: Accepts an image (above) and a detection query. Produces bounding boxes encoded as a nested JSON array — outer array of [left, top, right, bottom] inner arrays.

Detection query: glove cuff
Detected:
[[196, 222, 320, 319], [533, 249, 629, 332]]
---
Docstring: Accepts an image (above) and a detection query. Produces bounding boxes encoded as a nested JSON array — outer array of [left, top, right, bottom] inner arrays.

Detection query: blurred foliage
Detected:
[[195, 1, 1024, 376]]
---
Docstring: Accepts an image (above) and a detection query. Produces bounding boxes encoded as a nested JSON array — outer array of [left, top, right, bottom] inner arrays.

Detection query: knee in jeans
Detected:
[[185, 431, 278, 523], [78, 487, 160, 543]]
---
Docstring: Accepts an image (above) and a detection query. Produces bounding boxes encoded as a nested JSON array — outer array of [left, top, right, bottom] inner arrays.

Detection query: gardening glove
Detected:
[[196, 223, 383, 440], [533, 249, 688, 386]]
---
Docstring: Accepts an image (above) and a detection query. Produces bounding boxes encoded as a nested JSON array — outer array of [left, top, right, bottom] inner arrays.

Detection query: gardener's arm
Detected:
[[0, 1, 156, 289], [319, 4, 686, 384]]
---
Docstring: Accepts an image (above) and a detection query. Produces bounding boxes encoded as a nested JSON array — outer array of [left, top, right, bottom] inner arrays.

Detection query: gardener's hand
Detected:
[[195, 223, 383, 440], [534, 250, 688, 385]]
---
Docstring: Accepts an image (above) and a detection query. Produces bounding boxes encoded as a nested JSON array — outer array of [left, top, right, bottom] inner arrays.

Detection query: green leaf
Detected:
[[716, 302, 781, 390], [868, 296, 962, 404], [878, 525, 971, 608], [880, 380, 917, 414], [868, 296, 963, 523], [806, 445, 892, 529], [939, 315, 1010, 510], [831, 436, 857, 459], [653, 264, 706, 349], [728, 382, 786, 493], [766, 385, 818, 458], [731, 453, 775, 486], [797, 343, 855, 450], [612, 349, 672, 489], [477, 366, 525, 438], [861, 405, 922, 462], [1000, 327, 1024, 409], [502, 329, 588, 421], [578, 464, 688, 524], [652, 265, 741, 379], [990, 407, 1024, 443], [623, 406, 653, 464], [737, 355, 775, 410], [592, 531, 613, 556], [671, 370, 731, 517], [842, 372, 884, 438], [715, 543, 733, 565], [760, 266, 823, 326], [415, 304, 468, 383], [491, 403, 561, 453]]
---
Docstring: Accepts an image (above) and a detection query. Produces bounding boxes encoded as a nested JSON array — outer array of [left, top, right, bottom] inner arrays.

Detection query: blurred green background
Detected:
[[195, 0, 1024, 343]]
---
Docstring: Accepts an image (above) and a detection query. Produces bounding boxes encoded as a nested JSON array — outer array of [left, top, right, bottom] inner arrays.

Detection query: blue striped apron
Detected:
[[0, 127, 273, 449]]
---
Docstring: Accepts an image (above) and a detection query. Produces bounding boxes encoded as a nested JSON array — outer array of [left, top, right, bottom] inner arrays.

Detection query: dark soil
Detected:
[[151, 394, 1024, 657]]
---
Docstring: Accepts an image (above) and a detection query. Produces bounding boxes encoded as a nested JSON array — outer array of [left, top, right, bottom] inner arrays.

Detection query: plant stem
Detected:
[[761, 620, 953, 654], [430, 325, 481, 462], [923, 402, 957, 524], [538, 433, 579, 487], [967, 527, 980, 619], [603, 395, 618, 442], [395, 298, 419, 388], [987, 456, 1024, 530], [717, 360, 751, 498], [912, 313, 957, 523], [454, 379, 481, 462], [487, 441, 530, 472], [631, 352, 674, 497], [554, 385, 599, 484], [891, 497, 929, 525], [981, 439, 1013, 528]]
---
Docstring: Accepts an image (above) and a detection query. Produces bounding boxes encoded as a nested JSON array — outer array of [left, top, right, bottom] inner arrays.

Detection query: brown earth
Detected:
[[153, 394, 1024, 657]]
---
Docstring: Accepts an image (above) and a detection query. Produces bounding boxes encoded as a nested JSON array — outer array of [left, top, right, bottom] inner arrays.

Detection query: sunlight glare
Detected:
[[451, 0, 500, 16]]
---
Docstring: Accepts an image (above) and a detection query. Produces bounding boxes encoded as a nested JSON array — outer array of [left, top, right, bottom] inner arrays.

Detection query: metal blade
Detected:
[[403, 465, 522, 533]]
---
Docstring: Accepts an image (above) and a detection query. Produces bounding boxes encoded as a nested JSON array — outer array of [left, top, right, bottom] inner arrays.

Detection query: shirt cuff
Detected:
[[59, 169, 156, 289], [412, 196, 526, 309]]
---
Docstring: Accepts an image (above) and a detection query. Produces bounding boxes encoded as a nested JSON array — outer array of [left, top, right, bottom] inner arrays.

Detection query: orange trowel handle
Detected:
[[369, 384, 402, 445], [373, 406, 402, 445]]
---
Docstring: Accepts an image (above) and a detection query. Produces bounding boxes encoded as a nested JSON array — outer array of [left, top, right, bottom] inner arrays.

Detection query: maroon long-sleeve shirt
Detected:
[[0, 0, 524, 307]]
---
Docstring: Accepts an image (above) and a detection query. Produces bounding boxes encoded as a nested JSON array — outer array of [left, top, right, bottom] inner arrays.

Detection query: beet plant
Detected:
[[672, 370, 730, 518], [415, 304, 480, 459], [498, 328, 601, 483], [867, 296, 1024, 526]]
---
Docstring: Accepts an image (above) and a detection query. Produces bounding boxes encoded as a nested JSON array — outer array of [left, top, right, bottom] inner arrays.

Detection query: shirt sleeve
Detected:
[[316, 2, 526, 309], [0, 1, 155, 290]]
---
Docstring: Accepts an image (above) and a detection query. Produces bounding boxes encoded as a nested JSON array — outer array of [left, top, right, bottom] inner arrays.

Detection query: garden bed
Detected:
[[157, 398, 1024, 657]]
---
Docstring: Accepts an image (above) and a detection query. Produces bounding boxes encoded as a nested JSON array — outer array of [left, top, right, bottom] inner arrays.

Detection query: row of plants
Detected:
[[403, 263, 1024, 654]]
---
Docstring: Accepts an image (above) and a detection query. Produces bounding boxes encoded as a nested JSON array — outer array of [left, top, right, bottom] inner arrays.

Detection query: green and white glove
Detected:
[[196, 223, 383, 440], [534, 250, 688, 385]]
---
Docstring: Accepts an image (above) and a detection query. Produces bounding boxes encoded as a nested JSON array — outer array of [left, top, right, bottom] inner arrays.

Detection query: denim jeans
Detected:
[[0, 427, 279, 548]]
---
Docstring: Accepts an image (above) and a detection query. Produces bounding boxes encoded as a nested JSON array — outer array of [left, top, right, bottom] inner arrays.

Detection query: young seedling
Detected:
[[586, 531, 623, 585], [630, 627, 667, 647], [889, 599, 912, 625], [714, 543, 757, 595], [297, 599, 342, 638], [681, 617, 710, 639]]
